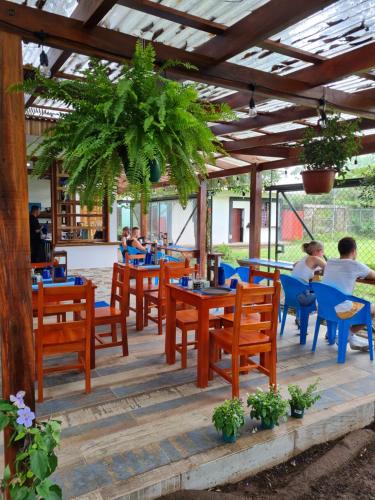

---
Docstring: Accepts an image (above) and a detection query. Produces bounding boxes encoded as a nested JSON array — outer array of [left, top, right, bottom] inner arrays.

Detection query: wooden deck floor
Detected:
[[3, 269, 375, 499]]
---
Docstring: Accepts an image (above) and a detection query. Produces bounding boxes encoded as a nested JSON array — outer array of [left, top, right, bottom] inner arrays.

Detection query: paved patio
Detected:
[[6, 268, 375, 499]]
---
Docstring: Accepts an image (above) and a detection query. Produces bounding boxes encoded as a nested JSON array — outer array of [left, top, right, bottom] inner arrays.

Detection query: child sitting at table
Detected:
[[323, 236, 375, 351], [292, 240, 326, 283]]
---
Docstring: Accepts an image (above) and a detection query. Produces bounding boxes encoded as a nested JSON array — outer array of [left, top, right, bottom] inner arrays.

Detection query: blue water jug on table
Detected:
[[218, 266, 225, 286]]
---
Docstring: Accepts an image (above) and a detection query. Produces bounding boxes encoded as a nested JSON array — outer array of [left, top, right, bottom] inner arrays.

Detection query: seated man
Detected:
[[126, 226, 147, 253], [323, 236, 375, 351]]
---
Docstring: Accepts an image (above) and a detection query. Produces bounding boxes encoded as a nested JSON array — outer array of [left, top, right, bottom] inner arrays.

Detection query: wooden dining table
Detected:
[[165, 282, 263, 388], [128, 263, 161, 331]]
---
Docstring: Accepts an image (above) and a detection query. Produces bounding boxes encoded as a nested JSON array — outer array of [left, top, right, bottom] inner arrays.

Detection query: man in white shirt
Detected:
[[323, 237, 375, 350]]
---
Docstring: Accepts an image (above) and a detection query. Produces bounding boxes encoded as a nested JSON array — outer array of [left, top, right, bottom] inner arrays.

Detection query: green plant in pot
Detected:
[[247, 386, 288, 430], [212, 398, 245, 443], [288, 379, 321, 419], [299, 114, 361, 195], [15, 41, 234, 211], [0, 391, 62, 499]]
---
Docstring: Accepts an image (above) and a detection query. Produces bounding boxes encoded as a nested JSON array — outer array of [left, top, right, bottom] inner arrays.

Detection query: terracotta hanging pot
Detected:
[[301, 169, 336, 194]]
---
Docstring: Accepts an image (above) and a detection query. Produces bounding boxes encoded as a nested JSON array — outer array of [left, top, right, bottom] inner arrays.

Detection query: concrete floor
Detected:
[[4, 268, 375, 499]]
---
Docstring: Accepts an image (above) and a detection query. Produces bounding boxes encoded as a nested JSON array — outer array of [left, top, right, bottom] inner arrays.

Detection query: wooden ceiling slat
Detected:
[[211, 107, 316, 136], [195, 0, 337, 62], [25, 0, 118, 108], [258, 40, 326, 64], [117, 0, 226, 35]]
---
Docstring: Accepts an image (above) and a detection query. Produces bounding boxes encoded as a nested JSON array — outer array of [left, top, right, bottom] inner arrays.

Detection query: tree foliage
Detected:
[[15, 42, 234, 210]]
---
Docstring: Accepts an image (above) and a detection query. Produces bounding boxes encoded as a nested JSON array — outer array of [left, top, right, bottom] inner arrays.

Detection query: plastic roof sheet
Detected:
[[16, 0, 375, 140]]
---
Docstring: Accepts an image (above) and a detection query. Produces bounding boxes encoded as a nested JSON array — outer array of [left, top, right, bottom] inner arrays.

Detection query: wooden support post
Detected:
[[140, 199, 148, 238], [197, 181, 207, 277], [249, 170, 262, 258], [0, 31, 35, 471]]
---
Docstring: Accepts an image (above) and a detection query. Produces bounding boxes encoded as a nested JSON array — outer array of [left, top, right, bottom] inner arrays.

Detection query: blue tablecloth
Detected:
[[32, 276, 75, 291]]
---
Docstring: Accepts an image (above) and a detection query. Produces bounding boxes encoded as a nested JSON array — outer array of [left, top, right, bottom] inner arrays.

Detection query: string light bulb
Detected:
[[317, 98, 327, 129], [248, 84, 257, 118], [39, 48, 51, 77]]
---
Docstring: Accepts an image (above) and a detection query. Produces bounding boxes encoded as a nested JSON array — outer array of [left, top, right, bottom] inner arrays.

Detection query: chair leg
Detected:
[[280, 305, 288, 336], [111, 323, 117, 343], [232, 354, 240, 399], [367, 317, 374, 361], [181, 327, 188, 369], [157, 305, 163, 335], [337, 321, 349, 364], [90, 325, 96, 369], [299, 307, 309, 345], [121, 319, 128, 357], [144, 297, 149, 327], [37, 351, 44, 403], [85, 349, 91, 394], [327, 321, 337, 345], [312, 317, 321, 352], [209, 335, 215, 381], [269, 349, 277, 387]]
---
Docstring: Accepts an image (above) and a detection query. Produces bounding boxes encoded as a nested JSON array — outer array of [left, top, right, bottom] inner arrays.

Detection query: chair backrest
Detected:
[[161, 259, 196, 299], [125, 252, 145, 264], [220, 262, 236, 279], [36, 280, 94, 353], [280, 274, 310, 308], [236, 265, 280, 284], [232, 282, 281, 352], [110, 263, 130, 312], [127, 245, 146, 255], [311, 281, 355, 322]]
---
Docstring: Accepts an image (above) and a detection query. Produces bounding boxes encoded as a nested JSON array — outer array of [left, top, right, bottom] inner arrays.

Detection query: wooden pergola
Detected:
[[1, 0, 375, 467]]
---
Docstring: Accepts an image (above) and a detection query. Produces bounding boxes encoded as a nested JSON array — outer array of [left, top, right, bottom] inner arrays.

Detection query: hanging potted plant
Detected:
[[14, 42, 234, 211], [299, 114, 361, 194], [287, 379, 321, 419], [212, 398, 245, 443], [247, 386, 288, 430]]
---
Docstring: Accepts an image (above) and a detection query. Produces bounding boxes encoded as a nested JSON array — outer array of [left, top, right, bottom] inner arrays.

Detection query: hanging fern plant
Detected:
[[16, 42, 234, 210]]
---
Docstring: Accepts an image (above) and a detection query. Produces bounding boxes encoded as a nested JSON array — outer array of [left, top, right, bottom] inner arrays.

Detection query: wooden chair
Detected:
[[209, 282, 281, 399], [35, 280, 94, 402], [127, 253, 158, 316], [144, 258, 191, 335], [219, 267, 280, 327], [89, 263, 129, 368]]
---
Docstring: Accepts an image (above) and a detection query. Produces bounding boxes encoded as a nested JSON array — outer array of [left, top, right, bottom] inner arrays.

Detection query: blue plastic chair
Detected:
[[311, 282, 373, 363], [236, 266, 264, 285], [279, 274, 317, 345], [220, 262, 236, 280]]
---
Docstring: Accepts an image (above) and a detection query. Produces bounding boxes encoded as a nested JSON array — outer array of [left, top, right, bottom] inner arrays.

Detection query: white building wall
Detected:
[[28, 177, 51, 209], [170, 199, 196, 246], [212, 193, 230, 245]]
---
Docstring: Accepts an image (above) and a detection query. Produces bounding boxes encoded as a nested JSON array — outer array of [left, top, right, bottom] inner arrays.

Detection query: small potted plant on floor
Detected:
[[299, 114, 361, 194], [288, 379, 321, 419], [247, 386, 288, 430], [212, 398, 245, 443]]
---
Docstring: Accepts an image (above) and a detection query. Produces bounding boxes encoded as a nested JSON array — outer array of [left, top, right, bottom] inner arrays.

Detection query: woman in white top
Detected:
[[292, 240, 326, 282]]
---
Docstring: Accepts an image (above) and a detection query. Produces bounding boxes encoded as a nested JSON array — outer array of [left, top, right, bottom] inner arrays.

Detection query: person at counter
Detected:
[[29, 205, 45, 262], [126, 227, 147, 252]]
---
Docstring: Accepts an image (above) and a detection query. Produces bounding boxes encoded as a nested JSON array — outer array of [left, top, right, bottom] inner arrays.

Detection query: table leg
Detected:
[[135, 274, 144, 331], [165, 287, 177, 364], [197, 304, 210, 388]]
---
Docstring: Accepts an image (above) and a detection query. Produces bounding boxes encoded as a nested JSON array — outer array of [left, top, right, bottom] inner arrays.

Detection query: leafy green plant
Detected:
[[15, 41, 234, 210], [288, 379, 321, 411], [212, 398, 245, 438], [215, 243, 234, 263], [247, 386, 288, 428], [360, 165, 375, 207], [299, 115, 361, 176], [0, 391, 62, 499]]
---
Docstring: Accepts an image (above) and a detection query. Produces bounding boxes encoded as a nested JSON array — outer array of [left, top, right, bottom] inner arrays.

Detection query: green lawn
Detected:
[[213, 237, 375, 302]]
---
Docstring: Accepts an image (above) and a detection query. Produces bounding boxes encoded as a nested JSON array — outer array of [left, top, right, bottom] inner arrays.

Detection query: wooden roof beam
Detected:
[[117, 0, 226, 35], [211, 106, 316, 136], [195, 0, 337, 61], [3, 2, 375, 119]]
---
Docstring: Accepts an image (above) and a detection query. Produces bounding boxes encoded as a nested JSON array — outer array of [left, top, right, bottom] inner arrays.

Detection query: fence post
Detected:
[[197, 181, 207, 276]]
